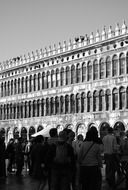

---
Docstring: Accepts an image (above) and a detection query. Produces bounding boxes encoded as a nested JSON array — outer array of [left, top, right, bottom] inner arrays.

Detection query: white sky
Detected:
[[0, 0, 128, 62]]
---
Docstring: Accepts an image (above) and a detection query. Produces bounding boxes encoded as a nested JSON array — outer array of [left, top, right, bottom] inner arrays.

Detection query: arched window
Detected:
[[55, 97, 59, 114], [46, 71, 50, 88], [50, 97, 54, 115], [11, 80, 13, 95], [21, 77, 24, 93], [76, 94, 81, 113], [60, 68, 64, 86], [65, 95, 69, 114], [82, 62, 86, 82], [42, 72, 45, 89], [105, 89, 111, 110], [46, 98, 49, 115], [106, 56, 111, 78], [28, 101, 31, 118], [21, 127, 27, 141], [29, 75, 32, 92], [29, 126, 35, 139], [38, 73, 41, 91], [119, 53, 125, 75], [60, 96, 64, 114], [119, 87, 125, 109], [56, 69, 59, 87], [76, 63, 81, 83], [14, 79, 17, 94], [51, 70, 55, 88], [66, 66, 70, 85], [112, 88, 118, 110], [99, 58, 104, 79], [41, 99, 44, 116], [87, 91, 91, 112], [33, 100, 36, 117], [71, 65, 75, 84], [70, 94, 75, 113], [126, 87, 128, 109], [18, 78, 20, 94], [17, 103, 20, 118], [21, 102, 23, 118], [24, 101, 27, 118], [37, 125, 44, 132], [87, 61, 92, 81], [4, 82, 7, 96], [112, 55, 118, 77], [126, 52, 128, 74], [25, 76, 28, 93], [93, 59, 98, 80], [93, 91, 98, 112], [1, 83, 3, 97], [37, 100, 40, 117], [7, 81, 10, 96], [33, 74, 36, 91], [0, 105, 3, 120], [10, 103, 12, 119], [7, 104, 9, 119], [99, 90, 104, 111], [81, 92, 86, 113]]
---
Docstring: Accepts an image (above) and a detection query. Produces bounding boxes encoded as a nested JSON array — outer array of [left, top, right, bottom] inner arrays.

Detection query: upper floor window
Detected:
[[76, 63, 81, 83], [99, 58, 104, 79], [82, 62, 86, 82], [87, 61, 92, 81], [71, 65, 75, 84], [93, 59, 98, 80], [106, 56, 111, 78], [112, 55, 118, 77], [119, 53, 125, 75]]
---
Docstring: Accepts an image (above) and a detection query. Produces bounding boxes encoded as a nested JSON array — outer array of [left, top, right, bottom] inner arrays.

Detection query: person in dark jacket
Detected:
[[0, 137, 6, 178], [46, 130, 75, 190], [6, 138, 15, 173], [15, 137, 24, 176], [30, 135, 48, 190]]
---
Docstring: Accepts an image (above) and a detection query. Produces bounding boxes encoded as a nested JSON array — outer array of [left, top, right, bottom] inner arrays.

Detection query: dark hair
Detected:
[[49, 128, 58, 137], [108, 127, 113, 134], [34, 135, 44, 143], [85, 129, 98, 142]]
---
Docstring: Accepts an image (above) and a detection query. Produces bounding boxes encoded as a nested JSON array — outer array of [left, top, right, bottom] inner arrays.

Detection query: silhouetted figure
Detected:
[[0, 137, 6, 178]]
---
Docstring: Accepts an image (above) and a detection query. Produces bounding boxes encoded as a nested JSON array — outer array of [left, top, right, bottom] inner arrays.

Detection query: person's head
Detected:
[[58, 130, 67, 142], [85, 129, 98, 142], [68, 131, 75, 142], [108, 127, 113, 134], [77, 134, 84, 141], [34, 135, 44, 144], [49, 128, 58, 138]]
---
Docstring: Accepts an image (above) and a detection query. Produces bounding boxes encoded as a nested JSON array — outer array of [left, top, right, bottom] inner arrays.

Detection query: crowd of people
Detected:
[[0, 126, 128, 190]]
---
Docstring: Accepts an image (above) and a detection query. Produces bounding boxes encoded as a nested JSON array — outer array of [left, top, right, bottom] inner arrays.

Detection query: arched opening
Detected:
[[13, 127, 19, 139], [37, 125, 44, 132], [0, 128, 5, 139], [21, 127, 27, 141], [76, 123, 86, 139], [29, 126, 35, 139], [100, 122, 110, 139], [113, 121, 125, 132]]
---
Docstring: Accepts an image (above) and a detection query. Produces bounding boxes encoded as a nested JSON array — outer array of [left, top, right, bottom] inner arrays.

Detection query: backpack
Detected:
[[54, 143, 71, 164]]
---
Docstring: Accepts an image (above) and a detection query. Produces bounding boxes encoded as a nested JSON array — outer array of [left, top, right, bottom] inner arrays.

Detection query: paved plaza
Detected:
[[0, 165, 126, 190]]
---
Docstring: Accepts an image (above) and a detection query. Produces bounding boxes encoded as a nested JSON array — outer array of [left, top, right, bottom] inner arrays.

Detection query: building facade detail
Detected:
[[0, 21, 128, 142]]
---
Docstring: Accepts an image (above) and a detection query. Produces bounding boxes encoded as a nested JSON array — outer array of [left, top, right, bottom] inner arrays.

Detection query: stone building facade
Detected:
[[0, 21, 128, 142]]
